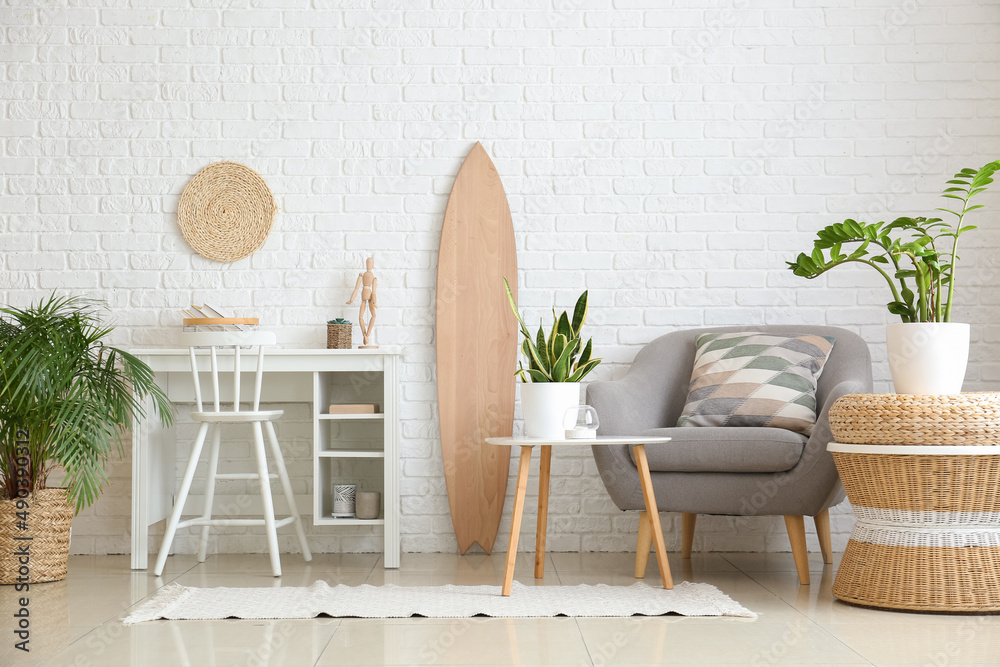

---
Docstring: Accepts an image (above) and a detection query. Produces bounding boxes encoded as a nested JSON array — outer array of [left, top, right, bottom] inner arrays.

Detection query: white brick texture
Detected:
[[2, 0, 999, 557]]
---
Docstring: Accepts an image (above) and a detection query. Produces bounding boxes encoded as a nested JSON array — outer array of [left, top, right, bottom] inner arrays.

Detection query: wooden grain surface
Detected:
[[435, 142, 518, 555]]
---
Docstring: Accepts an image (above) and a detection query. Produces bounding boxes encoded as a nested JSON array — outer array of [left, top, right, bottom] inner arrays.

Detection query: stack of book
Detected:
[[181, 304, 259, 331]]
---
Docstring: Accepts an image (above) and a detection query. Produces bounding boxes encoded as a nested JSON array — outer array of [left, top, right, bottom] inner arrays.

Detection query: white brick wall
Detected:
[[2, 0, 999, 557]]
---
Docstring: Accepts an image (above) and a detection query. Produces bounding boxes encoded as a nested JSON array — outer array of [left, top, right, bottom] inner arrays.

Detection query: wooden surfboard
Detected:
[[436, 142, 518, 555]]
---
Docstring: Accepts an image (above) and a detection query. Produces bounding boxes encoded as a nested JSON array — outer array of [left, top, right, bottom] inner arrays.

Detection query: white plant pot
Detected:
[[520, 382, 581, 438], [886, 322, 970, 395]]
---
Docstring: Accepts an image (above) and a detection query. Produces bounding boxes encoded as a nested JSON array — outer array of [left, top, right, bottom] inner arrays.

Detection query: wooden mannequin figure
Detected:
[[347, 256, 378, 348]]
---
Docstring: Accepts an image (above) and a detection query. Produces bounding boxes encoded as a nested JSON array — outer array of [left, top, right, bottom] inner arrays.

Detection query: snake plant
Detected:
[[503, 278, 602, 383], [788, 160, 1000, 323]]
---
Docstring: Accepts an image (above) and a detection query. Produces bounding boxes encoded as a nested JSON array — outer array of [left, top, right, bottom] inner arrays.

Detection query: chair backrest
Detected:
[[178, 331, 277, 413], [595, 325, 873, 434]]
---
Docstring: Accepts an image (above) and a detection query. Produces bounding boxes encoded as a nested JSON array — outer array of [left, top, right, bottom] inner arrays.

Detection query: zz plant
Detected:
[[0, 294, 173, 512], [503, 278, 602, 382], [788, 160, 999, 323]]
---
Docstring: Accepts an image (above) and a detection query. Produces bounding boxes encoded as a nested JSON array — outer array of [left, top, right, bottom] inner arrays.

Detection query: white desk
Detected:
[[485, 436, 673, 596], [129, 348, 399, 570]]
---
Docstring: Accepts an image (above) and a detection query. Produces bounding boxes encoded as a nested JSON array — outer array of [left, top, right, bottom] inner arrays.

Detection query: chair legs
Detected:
[[681, 513, 696, 559], [251, 421, 282, 577], [154, 419, 311, 578], [198, 424, 221, 562], [632, 509, 825, 586], [634, 510, 820, 585], [154, 422, 211, 577], [264, 420, 312, 562], [635, 511, 652, 577], [784, 515, 810, 585], [813, 508, 833, 565]]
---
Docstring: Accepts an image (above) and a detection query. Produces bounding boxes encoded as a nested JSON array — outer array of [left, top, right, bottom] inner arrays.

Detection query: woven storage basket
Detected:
[[327, 323, 352, 349], [829, 392, 1000, 612], [0, 488, 74, 584], [177, 161, 277, 263], [830, 392, 1000, 445]]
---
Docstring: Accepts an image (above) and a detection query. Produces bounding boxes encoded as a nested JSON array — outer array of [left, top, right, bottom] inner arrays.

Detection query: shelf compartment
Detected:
[[309, 359, 399, 567], [317, 450, 385, 459], [318, 413, 384, 421], [313, 517, 385, 526]]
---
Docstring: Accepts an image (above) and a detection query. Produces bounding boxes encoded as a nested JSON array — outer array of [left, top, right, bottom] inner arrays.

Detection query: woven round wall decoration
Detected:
[[177, 161, 277, 263]]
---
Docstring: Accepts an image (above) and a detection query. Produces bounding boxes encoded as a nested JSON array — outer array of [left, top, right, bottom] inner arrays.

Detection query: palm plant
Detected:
[[787, 160, 999, 322], [0, 294, 172, 513], [503, 278, 602, 382]]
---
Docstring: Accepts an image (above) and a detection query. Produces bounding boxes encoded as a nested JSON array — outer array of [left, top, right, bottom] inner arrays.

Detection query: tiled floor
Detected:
[[3, 551, 999, 666]]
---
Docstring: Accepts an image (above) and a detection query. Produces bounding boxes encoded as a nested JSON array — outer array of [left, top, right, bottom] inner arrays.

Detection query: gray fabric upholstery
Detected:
[[587, 325, 873, 517], [632, 427, 806, 473]]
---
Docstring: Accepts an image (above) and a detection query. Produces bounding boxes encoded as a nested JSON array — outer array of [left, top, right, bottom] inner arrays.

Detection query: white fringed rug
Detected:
[[123, 581, 755, 625]]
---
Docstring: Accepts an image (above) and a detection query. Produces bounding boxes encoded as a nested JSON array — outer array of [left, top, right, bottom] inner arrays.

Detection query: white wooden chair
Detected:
[[153, 331, 312, 577]]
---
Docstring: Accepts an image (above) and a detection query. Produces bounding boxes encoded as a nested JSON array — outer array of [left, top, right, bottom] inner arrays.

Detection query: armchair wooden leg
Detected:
[[784, 515, 810, 586], [681, 513, 696, 559], [813, 508, 833, 565], [635, 511, 652, 578]]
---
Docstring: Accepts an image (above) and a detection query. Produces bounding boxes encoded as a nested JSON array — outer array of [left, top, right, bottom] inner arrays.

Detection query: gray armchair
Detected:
[[587, 325, 872, 585]]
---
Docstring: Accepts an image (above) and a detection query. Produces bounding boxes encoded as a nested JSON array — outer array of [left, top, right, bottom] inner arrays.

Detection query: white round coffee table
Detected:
[[485, 436, 673, 596]]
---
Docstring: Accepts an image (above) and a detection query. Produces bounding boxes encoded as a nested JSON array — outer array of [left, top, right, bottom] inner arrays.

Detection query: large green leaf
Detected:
[[522, 336, 548, 376], [552, 332, 567, 365], [534, 326, 548, 371], [568, 358, 602, 382], [571, 290, 588, 336], [550, 339, 579, 382], [503, 278, 533, 340], [556, 311, 572, 342]]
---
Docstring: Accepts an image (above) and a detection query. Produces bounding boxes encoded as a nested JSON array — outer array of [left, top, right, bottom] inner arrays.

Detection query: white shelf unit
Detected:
[[311, 353, 399, 568]]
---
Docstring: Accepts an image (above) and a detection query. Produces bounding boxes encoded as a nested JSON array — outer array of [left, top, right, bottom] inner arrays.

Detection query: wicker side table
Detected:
[[828, 392, 1000, 612]]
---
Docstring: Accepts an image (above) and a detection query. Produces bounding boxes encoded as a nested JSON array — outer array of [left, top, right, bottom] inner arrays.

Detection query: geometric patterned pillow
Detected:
[[676, 332, 836, 437]]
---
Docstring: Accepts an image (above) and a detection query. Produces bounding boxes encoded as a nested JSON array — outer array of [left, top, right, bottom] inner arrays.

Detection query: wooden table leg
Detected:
[[633, 444, 673, 589], [534, 444, 552, 579], [502, 445, 534, 596]]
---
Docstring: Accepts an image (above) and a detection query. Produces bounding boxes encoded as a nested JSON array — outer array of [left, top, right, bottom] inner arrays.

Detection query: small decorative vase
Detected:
[[327, 324, 352, 349], [520, 382, 581, 438], [355, 491, 381, 520], [332, 484, 356, 517], [886, 322, 970, 394]]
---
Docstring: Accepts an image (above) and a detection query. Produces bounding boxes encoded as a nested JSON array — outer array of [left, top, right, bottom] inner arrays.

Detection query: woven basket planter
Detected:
[[828, 392, 1000, 612], [327, 324, 352, 349], [0, 488, 74, 585]]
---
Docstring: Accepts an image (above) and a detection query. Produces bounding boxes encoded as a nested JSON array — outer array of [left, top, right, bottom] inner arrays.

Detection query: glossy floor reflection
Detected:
[[3, 551, 998, 666]]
